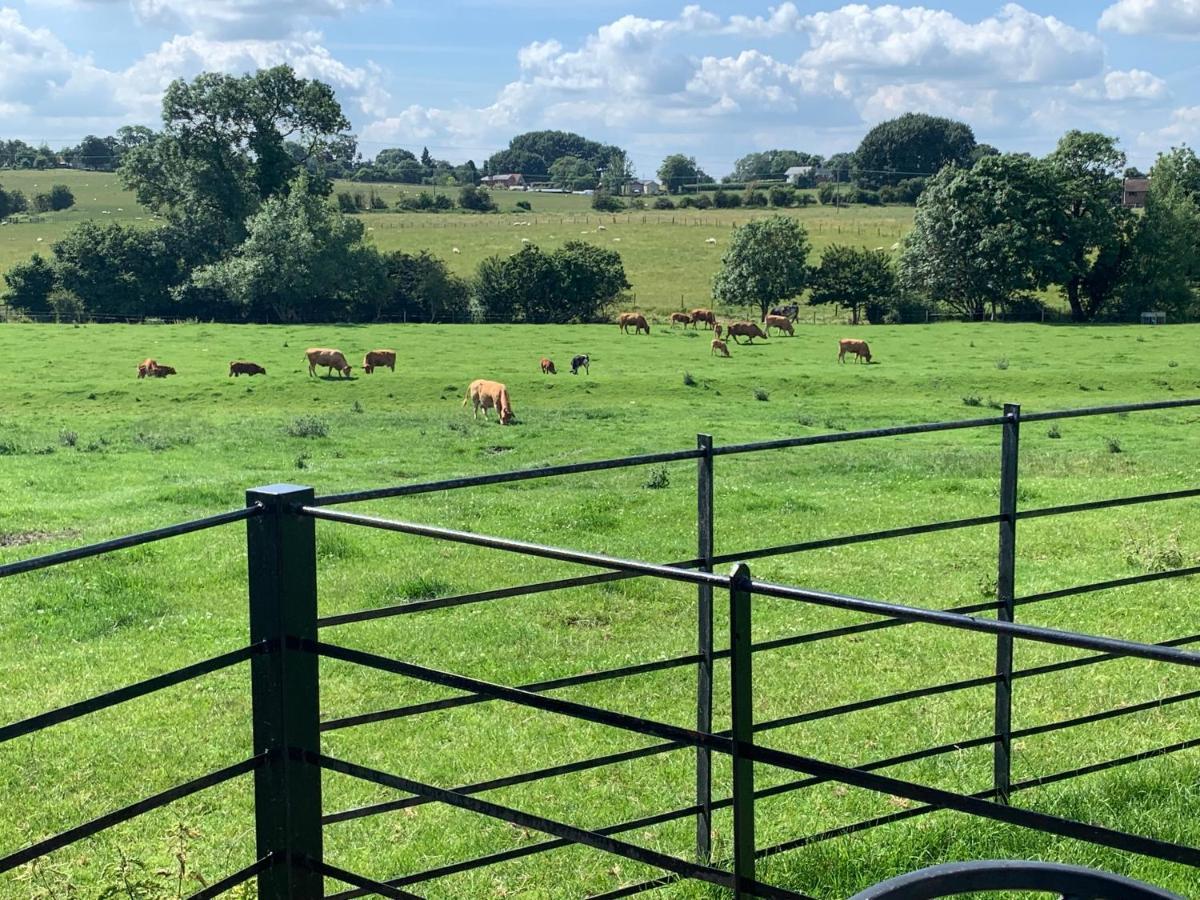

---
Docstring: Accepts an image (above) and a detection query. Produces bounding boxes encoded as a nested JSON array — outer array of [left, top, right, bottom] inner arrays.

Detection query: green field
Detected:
[[0, 171, 912, 317], [1, 321, 1199, 898]]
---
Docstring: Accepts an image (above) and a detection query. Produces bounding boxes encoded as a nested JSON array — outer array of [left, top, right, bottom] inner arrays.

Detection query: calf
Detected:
[[690, 308, 716, 329], [670, 312, 692, 327], [305, 348, 352, 378], [711, 339, 730, 358], [362, 349, 396, 374], [540, 357, 557, 375], [229, 361, 266, 377], [137, 358, 158, 379], [464, 379, 514, 424], [838, 338, 872, 364], [570, 354, 590, 375], [726, 321, 768, 344], [763, 314, 794, 336]]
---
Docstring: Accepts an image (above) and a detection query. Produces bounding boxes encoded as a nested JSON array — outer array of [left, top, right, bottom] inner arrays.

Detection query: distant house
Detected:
[[622, 179, 660, 196], [480, 173, 526, 189], [785, 165, 833, 185], [1123, 177, 1150, 208]]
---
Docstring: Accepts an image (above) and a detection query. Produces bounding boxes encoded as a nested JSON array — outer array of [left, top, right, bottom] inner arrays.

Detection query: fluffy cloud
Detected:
[[1099, 0, 1200, 36], [1137, 105, 1200, 150]]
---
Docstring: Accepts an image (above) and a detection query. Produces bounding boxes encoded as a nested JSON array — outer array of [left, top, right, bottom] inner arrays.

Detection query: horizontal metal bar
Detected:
[[310, 449, 704, 507], [0, 754, 264, 874], [302, 508, 1200, 668], [307, 639, 727, 755], [1018, 487, 1200, 521], [0, 644, 264, 745], [310, 751, 743, 893], [712, 415, 1008, 456], [1012, 634, 1200, 682], [712, 514, 1002, 566], [748, 581, 1200, 668], [1010, 738, 1200, 792], [321, 650, 702, 732], [185, 855, 276, 900], [324, 803, 708, 900], [1016, 566, 1200, 607], [0, 505, 261, 579], [1012, 691, 1200, 742], [305, 857, 425, 899], [747, 742, 1200, 866], [322, 740, 685, 826], [1020, 398, 1200, 422]]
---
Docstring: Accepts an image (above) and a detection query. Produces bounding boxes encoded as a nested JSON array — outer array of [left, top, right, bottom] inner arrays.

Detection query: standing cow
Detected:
[[690, 308, 716, 329], [362, 349, 396, 374], [726, 322, 768, 344], [540, 357, 557, 374], [571, 354, 590, 375], [464, 379, 514, 424], [617, 312, 650, 334], [305, 348, 352, 378], [763, 315, 794, 336], [838, 339, 872, 363], [768, 304, 799, 321]]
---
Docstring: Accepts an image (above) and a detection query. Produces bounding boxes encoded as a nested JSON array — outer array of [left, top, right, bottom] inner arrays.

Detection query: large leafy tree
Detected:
[[728, 150, 823, 182], [472, 241, 629, 323], [712, 215, 811, 319], [658, 154, 710, 194], [53, 221, 189, 318], [808, 245, 896, 324], [855, 113, 976, 187], [548, 155, 597, 191], [2, 253, 56, 315], [899, 154, 1059, 320], [1044, 131, 1133, 322], [119, 65, 352, 252]]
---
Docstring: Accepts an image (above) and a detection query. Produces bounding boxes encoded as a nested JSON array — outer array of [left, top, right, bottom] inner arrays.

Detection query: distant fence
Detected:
[[3, 399, 1200, 898]]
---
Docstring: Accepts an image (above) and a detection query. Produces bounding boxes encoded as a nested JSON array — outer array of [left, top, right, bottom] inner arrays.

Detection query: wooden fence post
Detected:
[[247, 484, 323, 896], [993, 405, 1020, 804]]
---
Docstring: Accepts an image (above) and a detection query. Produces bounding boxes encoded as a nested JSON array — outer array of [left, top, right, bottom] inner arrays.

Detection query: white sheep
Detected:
[[597, 225, 607, 231], [452, 246, 461, 254], [705, 237, 717, 244]]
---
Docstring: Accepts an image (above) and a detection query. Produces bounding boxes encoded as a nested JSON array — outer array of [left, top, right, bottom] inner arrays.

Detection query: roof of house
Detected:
[[1124, 177, 1150, 192], [784, 166, 813, 175]]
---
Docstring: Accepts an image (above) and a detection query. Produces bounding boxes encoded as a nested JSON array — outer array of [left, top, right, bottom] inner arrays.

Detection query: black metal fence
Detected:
[[2, 398, 1200, 898]]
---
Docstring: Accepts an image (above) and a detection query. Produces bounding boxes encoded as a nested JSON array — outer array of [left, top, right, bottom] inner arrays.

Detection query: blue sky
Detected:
[[6, 0, 1200, 176]]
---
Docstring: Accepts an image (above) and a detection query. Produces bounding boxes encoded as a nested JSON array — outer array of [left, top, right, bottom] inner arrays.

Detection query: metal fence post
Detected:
[[695, 434, 715, 862], [729, 563, 755, 898], [246, 484, 324, 897], [993, 405, 1020, 805]]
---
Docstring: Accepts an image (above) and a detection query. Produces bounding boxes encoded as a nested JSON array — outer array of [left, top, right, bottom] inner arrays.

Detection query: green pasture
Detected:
[[0, 172, 912, 318], [1, 321, 1199, 898]]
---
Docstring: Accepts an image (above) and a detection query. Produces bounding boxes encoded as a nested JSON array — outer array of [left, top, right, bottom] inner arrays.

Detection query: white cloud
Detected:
[[1103, 68, 1169, 100], [1099, 0, 1200, 36], [1137, 105, 1200, 150]]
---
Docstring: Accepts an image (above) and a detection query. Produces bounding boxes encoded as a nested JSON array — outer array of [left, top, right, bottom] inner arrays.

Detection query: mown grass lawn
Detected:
[[2, 321, 1199, 898]]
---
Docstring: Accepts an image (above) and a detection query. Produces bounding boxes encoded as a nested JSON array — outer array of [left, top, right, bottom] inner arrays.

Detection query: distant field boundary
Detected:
[[3, 398, 1199, 896]]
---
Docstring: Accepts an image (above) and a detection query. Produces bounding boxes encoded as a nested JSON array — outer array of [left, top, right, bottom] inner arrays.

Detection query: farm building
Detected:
[[481, 173, 526, 189], [1123, 177, 1150, 208], [622, 179, 660, 196]]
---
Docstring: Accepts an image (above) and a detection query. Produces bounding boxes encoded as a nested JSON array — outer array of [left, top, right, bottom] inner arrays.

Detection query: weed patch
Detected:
[[286, 416, 329, 438]]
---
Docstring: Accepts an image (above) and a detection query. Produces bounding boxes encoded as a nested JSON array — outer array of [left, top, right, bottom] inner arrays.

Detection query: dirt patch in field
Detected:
[[0, 528, 81, 548]]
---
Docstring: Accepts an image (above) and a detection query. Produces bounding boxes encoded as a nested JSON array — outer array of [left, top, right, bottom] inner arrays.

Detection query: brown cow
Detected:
[[670, 312, 692, 327], [464, 379, 514, 424], [149, 365, 176, 377], [838, 338, 872, 364], [362, 349, 396, 374], [540, 357, 557, 375], [690, 308, 716, 329], [137, 358, 176, 378], [764, 314, 794, 337], [711, 339, 731, 358], [726, 321, 768, 344], [305, 348, 352, 378], [617, 312, 650, 334], [229, 361, 266, 376]]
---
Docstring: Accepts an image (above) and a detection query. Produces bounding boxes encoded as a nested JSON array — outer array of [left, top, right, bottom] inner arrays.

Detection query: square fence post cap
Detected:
[[248, 484, 313, 497]]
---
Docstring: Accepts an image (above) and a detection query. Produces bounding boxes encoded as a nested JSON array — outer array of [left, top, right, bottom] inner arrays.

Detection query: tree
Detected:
[[728, 150, 822, 182], [658, 154, 709, 194], [72, 134, 118, 171], [855, 113, 976, 187], [189, 174, 383, 322], [484, 148, 548, 181], [48, 185, 75, 211], [2, 253, 56, 315], [552, 241, 630, 321], [598, 148, 635, 195], [472, 242, 629, 322], [119, 65, 352, 252], [1119, 146, 1200, 319], [825, 152, 856, 181], [548, 155, 597, 191], [591, 190, 624, 212], [458, 185, 497, 212], [420, 146, 433, 168], [899, 154, 1059, 320], [355, 250, 470, 321], [1044, 131, 1132, 321], [808, 246, 897, 324], [0, 184, 29, 218], [712, 215, 811, 319]]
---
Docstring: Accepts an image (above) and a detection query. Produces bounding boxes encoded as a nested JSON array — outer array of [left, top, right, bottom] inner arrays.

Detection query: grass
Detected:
[[1, 321, 1199, 898]]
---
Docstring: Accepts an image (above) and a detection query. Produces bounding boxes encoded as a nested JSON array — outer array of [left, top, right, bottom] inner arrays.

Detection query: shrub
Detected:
[[286, 416, 329, 438], [753, 387, 769, 401], [713, 190, 741, 209], [591, 191, 625, 212], [743, 190, 768, 207], [515, 200, 531, 211], [58, 430, 78, 447], [1123, 524, 1188, 572], [458, 185, 497, 212], [995, 357, 1009, 370], [433, 193, 453, 210], [653, 196, 675, 210], [962, 395, 983, 407], [336, 192, 358, 213], [683, 371, 697, 387], [643, 466, 670, 489], [768, 185, 795, 207], [1105, 436, 1122, 454], [369, 192, 387, 210], [1047, 425, 1062, 439], [692, 194, 713, 209]]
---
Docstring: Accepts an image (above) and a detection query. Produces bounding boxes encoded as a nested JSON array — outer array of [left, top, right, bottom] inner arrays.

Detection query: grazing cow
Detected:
[[617, 312, 650, 334], [690, 308, 716, 330], [464, 379, 514, 424], [726, 321, 768, 344], [571, 354, 590, 375], [305, 348, 352, 378], [764, 315, 794, 337], [229, 361, 266, 377], [711, 339, 730, 358], [362, 349, 396, 374], [768, 303, 800, 321], [670, 312, 692, 327], [137, 358, 158, 378], [148, 364, 176, 377], [540, 357, 557, 375], [838, 338, 872, 364]]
